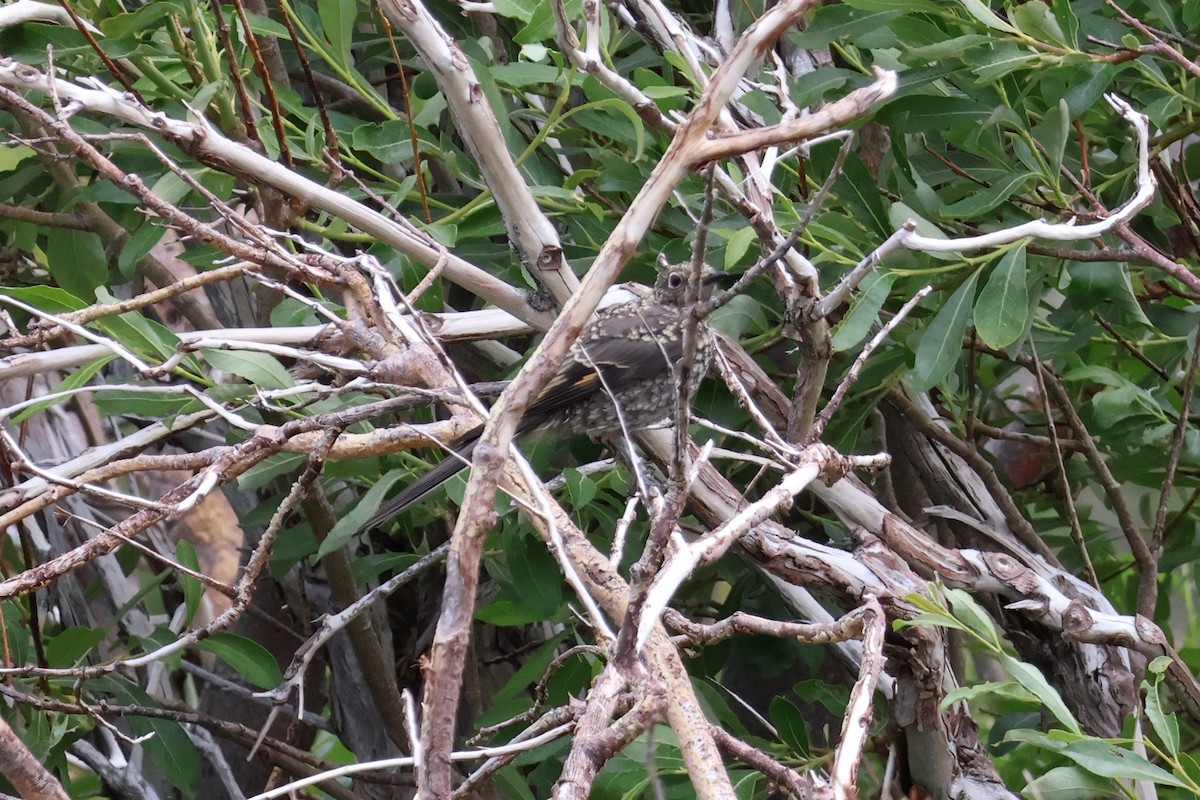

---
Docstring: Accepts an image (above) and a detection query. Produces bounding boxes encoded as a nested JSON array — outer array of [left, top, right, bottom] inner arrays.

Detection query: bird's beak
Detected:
[[702, 270, 731, 285]]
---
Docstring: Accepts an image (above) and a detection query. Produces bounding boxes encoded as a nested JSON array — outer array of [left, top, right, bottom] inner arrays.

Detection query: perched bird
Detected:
[[364, 262, 725, 527]]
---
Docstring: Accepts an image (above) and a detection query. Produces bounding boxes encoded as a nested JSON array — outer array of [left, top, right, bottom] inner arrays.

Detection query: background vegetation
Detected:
[[0, 0, 1198, 797]]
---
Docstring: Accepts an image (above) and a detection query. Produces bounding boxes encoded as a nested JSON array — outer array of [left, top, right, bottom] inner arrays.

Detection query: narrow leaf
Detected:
[[958, 0, 1017, 32], [45, 230, 107, 301], [724, 226, 756, 269], [975, 244, 1029, 348], [1144, 679, 1180, 756], [198, 633, 284, 689], [203, 348, 293, 389], [832, 271, 896, 350], [942, 172, 1034, 218], [317, 470, 409, 559], [1023, 766, 1115, 800], [1000, 653, 1081, 734], [1060, 739, 1187, 787], [913, 270, 979, 392], [769, 697, 811, 756]]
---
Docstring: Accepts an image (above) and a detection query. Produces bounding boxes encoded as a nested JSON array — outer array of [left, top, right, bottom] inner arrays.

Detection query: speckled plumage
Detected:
[[365, 264, 722, 524], [527, 263, 719, 436]]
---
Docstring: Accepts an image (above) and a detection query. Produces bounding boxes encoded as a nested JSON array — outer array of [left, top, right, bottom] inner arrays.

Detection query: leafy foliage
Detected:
[[0, 0, 1198, 797]]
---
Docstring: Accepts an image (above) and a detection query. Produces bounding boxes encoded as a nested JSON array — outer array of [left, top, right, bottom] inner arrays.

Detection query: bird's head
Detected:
[[652, 263, 728, 305]]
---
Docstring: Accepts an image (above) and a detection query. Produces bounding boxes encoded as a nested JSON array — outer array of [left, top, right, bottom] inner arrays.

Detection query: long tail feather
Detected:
[[362, 427, 481, 531]]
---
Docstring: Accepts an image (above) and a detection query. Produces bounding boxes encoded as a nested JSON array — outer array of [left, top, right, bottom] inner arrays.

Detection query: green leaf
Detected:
[[1063, 64, 1119, 117], [788, 69, 855, 107], [11, 356, 114, 424], [237, 452, 307, 490], [1062, 365, 1167, 429], [94, 676, 200, 795], [1143, 678, 1180, 756], [514, 0, 567, 44], [1062, 261, 1150, 326], [999, 653, 1081, 734], [493, 0, 538, 22], [958, 0, 1017, 32], [198, 633, 284, 689], [44, 627, 106, 666], [844, 0, 940, 11], [92, 388, 196, 418], [1034, 100, 1070, 179], [732, 771, 761, 800], [896, 610, 970, 634], [493, 631, 571, 703], [1051, 0, 1080, 47], [146, 171, 191, 207], [832, 271, 896, 350], [475, 598, 537, 626], [972, 45, 1039, 82], [723, 226, 756, 270], [349, 552, 422, 587], [790, 680, 850, 716], [792, 6, 901, 47], [100, 1, 184, 38], [974, 244, 1029, 348], [903, 588, 949, 616], [0, 144, 35, 171], [117, 221, 167, 277], [202, 348, 293, 389], [495, 767, 538, 800], [490, 62, 562, 87], [564, 99, 646, 162], [317, 470, 409, 559], [1138, 0, 1177, 32], [641, 85, 691, 99], [176, 540, 201, 626], [352, 120, 425, 162], [889, 201, 946, 240], [317, 0, 356, 63], [0, 285, 86, 314], [1186, 0, 1200, 28], [1, 602, 33, 666], [942, 172, 1034, 218], [504, 527, 563, 618], [769, 697, 811, 756], [563, 468, 597, 508], [908, 34, 994, 62], [45, 230, 107, 301], [912, 269, 979, 392], [1011, 0, 1067, 45], [93, 289, 183, 361], [1059, 739, 1187, 787], [1145, 95, 1184, 129], [711, 294, 769, 340], [944, 587, 1000, 647], [242, 10, 290, 38], [838, 156, 892, 239], [942, 680, 1038, 709], [1023, 766, 1115, 800]]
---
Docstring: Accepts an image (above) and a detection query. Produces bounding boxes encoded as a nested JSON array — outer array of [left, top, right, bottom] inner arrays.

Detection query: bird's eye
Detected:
[[668, 273, 684, 288]]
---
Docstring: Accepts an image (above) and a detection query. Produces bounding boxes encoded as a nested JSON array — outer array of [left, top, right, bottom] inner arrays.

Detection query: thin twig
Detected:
[[1029, 338, 1099, 588], [809, 286, 931, 442]]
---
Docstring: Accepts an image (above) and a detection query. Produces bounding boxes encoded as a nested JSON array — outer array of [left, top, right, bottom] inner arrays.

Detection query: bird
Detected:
[[362, 262, 726, 529]]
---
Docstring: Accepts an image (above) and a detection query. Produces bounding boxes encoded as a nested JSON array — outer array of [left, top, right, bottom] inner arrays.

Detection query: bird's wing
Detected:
[[520, 311, 682, 424], [364, 311, 690, 525], [364, 319, 677, 526]]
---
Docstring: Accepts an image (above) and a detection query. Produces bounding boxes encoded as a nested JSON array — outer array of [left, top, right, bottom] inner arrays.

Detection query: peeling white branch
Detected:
[[635, 445, 884, 652], [899, 95, 1153, 253]]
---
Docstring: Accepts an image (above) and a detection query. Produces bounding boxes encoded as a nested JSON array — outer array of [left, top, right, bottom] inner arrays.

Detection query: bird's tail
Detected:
[[362, 425, 482, 531]]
